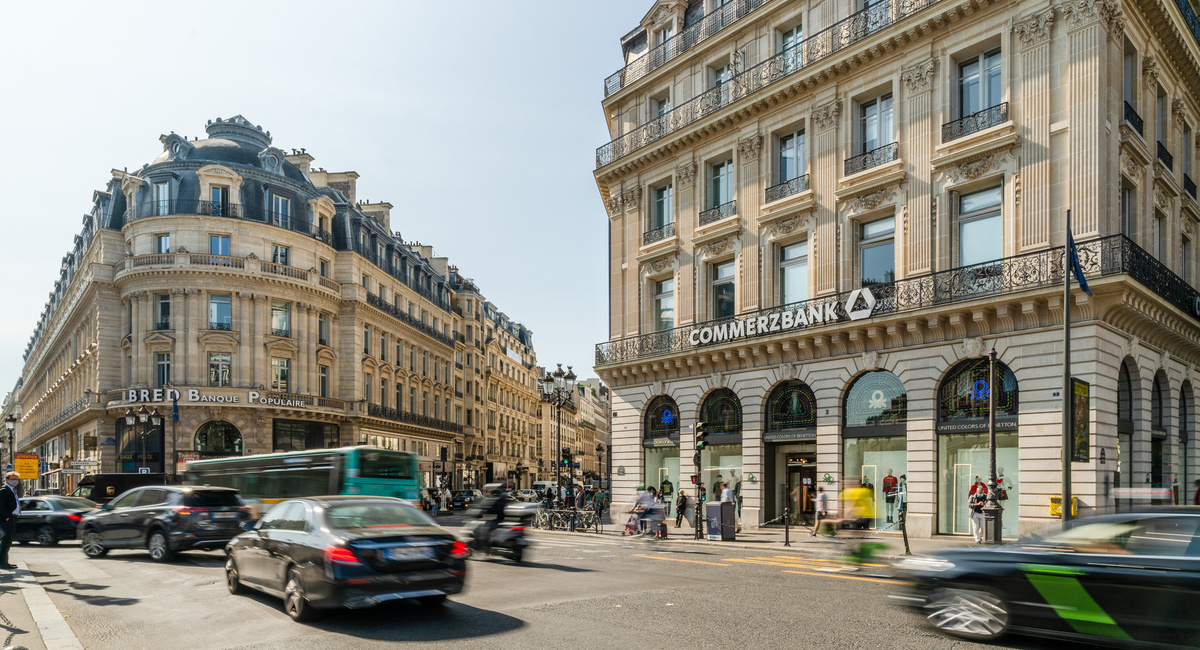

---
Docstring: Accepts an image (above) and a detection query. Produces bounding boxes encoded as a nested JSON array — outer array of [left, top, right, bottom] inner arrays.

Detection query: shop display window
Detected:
[[645, 395, 680, 440], [767, 381, 817, 431], [842, 436, 907, 529], [937, 431, 1019, 537], [701, 388, 742, 434]]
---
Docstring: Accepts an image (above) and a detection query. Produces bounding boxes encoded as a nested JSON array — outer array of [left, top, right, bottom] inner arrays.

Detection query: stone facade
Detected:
[[594, 0, 1200, 537]]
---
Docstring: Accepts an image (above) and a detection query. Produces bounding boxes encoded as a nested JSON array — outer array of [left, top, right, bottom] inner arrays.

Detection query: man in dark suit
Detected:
[[0, 472, 21, 569]]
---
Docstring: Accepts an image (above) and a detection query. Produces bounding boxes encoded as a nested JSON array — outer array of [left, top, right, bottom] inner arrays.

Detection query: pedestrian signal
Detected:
[[695, 422, 709, 451], [690, 475, 698, 485]]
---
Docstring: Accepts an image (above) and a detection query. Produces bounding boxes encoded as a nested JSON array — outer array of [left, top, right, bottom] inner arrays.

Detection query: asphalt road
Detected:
[[7, 525, 1097, 650]]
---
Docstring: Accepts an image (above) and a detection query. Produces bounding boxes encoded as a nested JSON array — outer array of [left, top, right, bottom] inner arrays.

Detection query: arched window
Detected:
[[1116, 360, 1136, 489], [766, 381, 816, 431], [644, 396, 679, 439], [1151, 370, 1169, 488], [937, 358, 1018, 424], [700, 388, 742, 434], [1181, 382, 1192, 495], [195, 420, 242, 454], [1152, 374, 1165, 432], [1117, 364, 1134, 426], [843, 371, 907, 430]]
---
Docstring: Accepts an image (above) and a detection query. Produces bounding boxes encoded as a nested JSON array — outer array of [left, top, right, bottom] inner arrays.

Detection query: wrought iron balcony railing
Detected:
[[942, 103, 1009, 142], [20, 396, 90, 449], [595, 234, 1200, 365], [1124, 102, 1144, 137], [353, 240, 449, 312], [643, 222, 677, 246], [208, 321, 232, 331], [366, 403, 463, 435], [596, 0, 938, 168], [270, 327, 291, 338], [699, 200, 737, 226], [845, 142, 899, 176], [127, 199, 331, 245], [1158, 141, 1174, 171], [1186, 174, 1198, 200], [603, 0, 773, 97], [1171, 0, 1200, 57], [154, 320, 171, 331], [365, 292, 455, 348], [766, 174, 810, 203]]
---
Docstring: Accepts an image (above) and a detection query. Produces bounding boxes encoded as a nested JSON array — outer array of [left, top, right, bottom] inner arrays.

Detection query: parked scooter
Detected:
[[461, 501, 538, 563]]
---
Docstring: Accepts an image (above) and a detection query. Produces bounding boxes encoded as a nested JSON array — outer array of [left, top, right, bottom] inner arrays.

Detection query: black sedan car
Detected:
[[450, 490, 482, 510], [15, 496, 97, 546], [77, 486, 250, 561], [892, 509, 1200, 647], [224, 496, 468, 621]]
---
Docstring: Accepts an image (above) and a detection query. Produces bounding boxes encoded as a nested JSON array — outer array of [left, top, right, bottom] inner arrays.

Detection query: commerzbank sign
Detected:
[[688, 288, 878, 347]]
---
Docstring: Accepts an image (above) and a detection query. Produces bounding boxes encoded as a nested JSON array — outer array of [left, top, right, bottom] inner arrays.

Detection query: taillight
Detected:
[[449, 540, 469, 559], [510, 527, 525, 532], [174, 506, 209, 517], [66, 514, 82, 522], [324, 545, 362, 566]]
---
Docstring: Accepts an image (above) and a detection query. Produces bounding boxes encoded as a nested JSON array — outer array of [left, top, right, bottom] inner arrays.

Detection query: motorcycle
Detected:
[[460, 502, 537, 564]]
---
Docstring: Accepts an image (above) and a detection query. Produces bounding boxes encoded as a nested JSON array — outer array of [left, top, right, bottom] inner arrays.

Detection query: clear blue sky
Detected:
[[0, 0, 650, 393]]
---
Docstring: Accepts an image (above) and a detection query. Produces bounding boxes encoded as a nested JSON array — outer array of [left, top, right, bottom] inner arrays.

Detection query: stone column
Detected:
[[308, 308, 319, 394], [130, 291, 142, 387], [253, 296, 266, 388], [237, 293, 252, 388], [677, 162, 697, 323], [623, 187, 642, 335], [738, 133, 764, 311], [902, 57, 936, 274], [812, 99, 842, 295], [1015, 9, 1056, 250], [187, 289, 200, 386], [607, 194, 625, 338], [297, 305, 310, 395]]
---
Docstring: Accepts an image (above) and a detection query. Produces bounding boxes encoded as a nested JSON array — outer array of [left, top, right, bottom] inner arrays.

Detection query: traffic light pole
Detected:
[[693, 423, 708, 540]]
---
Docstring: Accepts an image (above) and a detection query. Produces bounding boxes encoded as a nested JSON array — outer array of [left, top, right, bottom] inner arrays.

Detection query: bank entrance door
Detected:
[[785, 455, 817, 525]]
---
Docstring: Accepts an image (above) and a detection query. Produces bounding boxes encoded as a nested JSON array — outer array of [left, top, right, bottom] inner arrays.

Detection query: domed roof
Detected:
[[149, 116, 308, 183]]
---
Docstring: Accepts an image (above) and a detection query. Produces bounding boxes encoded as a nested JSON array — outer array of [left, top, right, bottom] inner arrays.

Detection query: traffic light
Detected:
[[695, 421, 709, 451], [690, 475, 698, 485], [560, 446, 572, 467]]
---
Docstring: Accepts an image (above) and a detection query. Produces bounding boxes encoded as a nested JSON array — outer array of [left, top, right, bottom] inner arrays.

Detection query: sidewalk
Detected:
[[0, 561, 85, 650]]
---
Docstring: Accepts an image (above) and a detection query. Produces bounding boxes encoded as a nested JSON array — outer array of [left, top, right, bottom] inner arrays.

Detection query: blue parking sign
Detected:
[[139, 467, 150, 474]]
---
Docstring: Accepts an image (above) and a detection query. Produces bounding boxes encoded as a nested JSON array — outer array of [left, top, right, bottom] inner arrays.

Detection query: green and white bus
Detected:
[[183, 446, 420, 517]]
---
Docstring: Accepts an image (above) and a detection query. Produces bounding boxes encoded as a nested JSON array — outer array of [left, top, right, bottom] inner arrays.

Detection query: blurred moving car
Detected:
[[512, 489, 538, 502], [892, 509, 1200, 647], [224, 496, 467, 621], [78, 486, 250, 561], [15, 496, 97, 546]]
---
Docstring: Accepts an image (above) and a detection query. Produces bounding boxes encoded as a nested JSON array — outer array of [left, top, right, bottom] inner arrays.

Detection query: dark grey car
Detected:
[[77, 486, 250, 562]]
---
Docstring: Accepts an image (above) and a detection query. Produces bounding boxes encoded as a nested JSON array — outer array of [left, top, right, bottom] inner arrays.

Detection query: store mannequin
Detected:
[[995, 467, 1011, 501], [897, 474, 907, 513], [882, 469, 898, 523]]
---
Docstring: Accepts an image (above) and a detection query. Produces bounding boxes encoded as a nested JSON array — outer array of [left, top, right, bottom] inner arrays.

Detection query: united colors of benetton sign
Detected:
[[688, 288, 878, 347]]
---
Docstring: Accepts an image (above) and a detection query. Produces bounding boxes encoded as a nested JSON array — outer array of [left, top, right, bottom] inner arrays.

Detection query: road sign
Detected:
[[71, 460, 100, 468], [14, 454, 38, 480], [4, 464, 11, 473], [138, 467, 150, 474], [61, 469, 84, 475]]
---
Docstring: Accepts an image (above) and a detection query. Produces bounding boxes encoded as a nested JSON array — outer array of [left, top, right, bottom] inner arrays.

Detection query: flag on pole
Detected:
[[172, 392, 180, 423], [1067, 228, 1092, 296]]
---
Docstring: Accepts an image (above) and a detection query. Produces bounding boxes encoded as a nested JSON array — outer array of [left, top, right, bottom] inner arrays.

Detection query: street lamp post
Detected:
[[540, 364, 576, 508], [981, 348, 1004, 544], [4, 415, 16, 471], [125, 406, 162, 474], [595, 443, 606, 490]]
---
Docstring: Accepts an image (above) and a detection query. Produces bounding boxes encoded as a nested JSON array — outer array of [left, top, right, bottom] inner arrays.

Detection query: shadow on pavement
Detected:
[[510, 561, 594, 573]]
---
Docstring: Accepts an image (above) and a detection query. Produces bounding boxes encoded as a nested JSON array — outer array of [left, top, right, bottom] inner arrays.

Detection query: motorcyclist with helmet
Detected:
[[472, 482, 510, 549]]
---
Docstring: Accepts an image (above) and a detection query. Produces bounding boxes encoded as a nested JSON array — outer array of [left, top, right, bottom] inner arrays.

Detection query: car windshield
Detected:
[[325, 502, 435, 529], [357, 450, 414, 480], [185, 491, 243, 508], [452, 491, 473, 498], [52, 497, 97, 509]]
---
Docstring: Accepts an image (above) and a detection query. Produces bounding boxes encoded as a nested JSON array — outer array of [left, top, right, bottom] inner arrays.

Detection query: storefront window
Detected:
[[645, 396, 679, 440], [937, 430, 1019, 537], [842, 371, 907, 530], [844, 371, 907, 427], [194, 420, 242, 454], [700, 447, 743, 513], [700, 388, 742, 434], [766, 381, 816, 431], [644, 447, 680, 496], [1117, 363, 1134, 490], [116, 420, 164, 474]]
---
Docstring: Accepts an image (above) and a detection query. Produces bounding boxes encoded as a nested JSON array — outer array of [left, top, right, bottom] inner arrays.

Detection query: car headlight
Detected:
[[893, 556, 956, 573]]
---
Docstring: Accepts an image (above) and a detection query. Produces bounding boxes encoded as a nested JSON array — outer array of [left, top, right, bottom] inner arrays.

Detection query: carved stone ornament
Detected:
[[1057, 0, 1120, 29], [159, 132, 194, 161], [709, 371, 727, 390], [1174, 98, 1187, 130], [1184, 218, 1196, 237], [246, 252, 258, 260], [811, 100, 842, 131], [737, 133, 764, 162], [961, 336, 984, 359], [651, 379, 664, 396], [643, 255, 676, 276], [702, 236, 734, 259], [731, 49, 746, 75], [1160, 349, 1171, 373], [622, 187, 643, 212], [1013, 8, 1055, 48], [850, 185, 896, 212], [606, 195, 623, 217], [862, 350, 880, 371], [650, 4, 673, 26], [770, 214, 812, 238], [1124, 335, 1139, 358], [677, 162, 697, 187], [944, 150, 1015, 183], [1120, 150, 1141, 180], [901, 58, 936, 94], [1143, 55, 1160, 86], [1154, 185, 1171, 211], [1013, 172, 1022, 208], [778, 362, 800, 381]]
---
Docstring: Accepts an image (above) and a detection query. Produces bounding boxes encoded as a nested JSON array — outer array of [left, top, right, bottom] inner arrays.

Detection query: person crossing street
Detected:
[[0, 472, 21, 570]]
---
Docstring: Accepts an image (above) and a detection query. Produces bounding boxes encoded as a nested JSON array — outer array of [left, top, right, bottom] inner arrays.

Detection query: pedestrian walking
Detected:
[[0, 472, 20, 569], [575, 488, 586, 510], [430, 490, 440, 517], [811, 486, 828, 536], [1194, 479, 1200, 506], [659, 477, 673, 517], [969, 480, 988, 543], [675, 490, 687, 528], [720, 481, 734, 503]]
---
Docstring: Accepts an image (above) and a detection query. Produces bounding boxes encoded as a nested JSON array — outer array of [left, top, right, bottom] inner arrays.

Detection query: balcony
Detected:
[[127, 199, 331, 245], [154, 320, 171, 331], [352, 241, 449, 312], [699, 200, 737, 226], [595, 234, 1200, 365], [318, 337, 329, 347], [595, 0, 940, 168], [366, 403, 463, 435], [270, 328, 291, 338], [209, 321, 232, 331], [765, 175, 810, 203], [642, 222, 676, 246], [845, 142, 899, 176], [20, 396, 90, 449], [365, 292, 455, 348], [941, 103, 1009, 143], [603, 0, 774, 97], [1186, 174, 1197, 200], [1158, 141, 1174, 171], [1124, 101, 1144, 137]]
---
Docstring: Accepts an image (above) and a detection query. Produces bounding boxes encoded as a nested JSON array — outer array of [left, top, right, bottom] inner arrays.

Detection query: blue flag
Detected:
[[1067, 228, 1092, 296], [172, 392, 180, 422]]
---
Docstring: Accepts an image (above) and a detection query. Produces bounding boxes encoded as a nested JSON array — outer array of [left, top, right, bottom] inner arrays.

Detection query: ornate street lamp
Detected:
[[541, 364, 576, 507], [4, 415, 16, 470]]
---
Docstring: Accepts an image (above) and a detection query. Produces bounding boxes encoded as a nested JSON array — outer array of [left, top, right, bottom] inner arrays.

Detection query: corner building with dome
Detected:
[[595, 0, 1200, 538]]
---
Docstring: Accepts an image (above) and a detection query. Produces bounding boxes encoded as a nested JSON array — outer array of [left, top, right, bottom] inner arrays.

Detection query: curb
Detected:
[[13, 562, 83, 650]]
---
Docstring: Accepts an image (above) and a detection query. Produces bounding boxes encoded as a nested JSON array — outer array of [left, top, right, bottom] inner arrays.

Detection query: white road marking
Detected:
[[15, 561, 85, 649]]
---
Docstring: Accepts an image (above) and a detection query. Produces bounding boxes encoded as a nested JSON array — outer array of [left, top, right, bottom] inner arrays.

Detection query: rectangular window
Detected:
[[364, 325, 372, 354], [957, 186, 1003, 266], [1155, 211, 1167, 259], [651, 184, 673, 229], [155, 294, 170, 330], [781, 25, 802, 71], [959, 50, 1002, 118], [271, 245, 289, 266], [780, 241, 809, 305], [410, 348, 416, 372], [381, 379, 388, 408], [395, 340, 402, 365], [209, 294, 232, 330], [1123, 48, 1136, 106], [654, 94, 672, 118], [779, 130, 805, 183], [410, 388, 416, 413], [709, 159, 733, 208], [1184, 237, 1193, 285], [271, 358, 291, 392], [208, 352, 232, 387], [712, 261, 736, 318], [318, 312, 330, 346], [861, 94, 893, 153], [380, 332, 387, 361], [362, 274, 370, 290], [364, 374, 373, 403], [860, 217, 896, 286], [155, 234, 170, 254], [154, 182, 170, 216], [1121, 184, 1135, 237], [422, 353, 428, 376], [319, 259, 330, 278], [1185, 123, 1193, 177], [318, 365, 330, 398], [271, 301, 290, 337], [423, 392, 429, 416], [210, 235, 230, 256], [273, 195, 291, 229], [155, 353, 171, 388], [654, 278, 675, 331], [395, 384, 402, 412], [210, 186, 229, 216]]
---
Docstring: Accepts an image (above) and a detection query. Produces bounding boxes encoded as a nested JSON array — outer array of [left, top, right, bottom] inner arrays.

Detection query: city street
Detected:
[[0, 526, 1096, 650]]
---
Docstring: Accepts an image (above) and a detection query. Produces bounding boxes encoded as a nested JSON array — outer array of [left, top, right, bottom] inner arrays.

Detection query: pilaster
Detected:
[[902, 57, 935, 274], [1016, 8, 1055, 249], [812, 99, 842, 295]]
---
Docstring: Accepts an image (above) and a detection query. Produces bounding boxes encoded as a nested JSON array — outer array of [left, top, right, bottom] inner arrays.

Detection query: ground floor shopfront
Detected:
[[608, 322, 1198, 539]]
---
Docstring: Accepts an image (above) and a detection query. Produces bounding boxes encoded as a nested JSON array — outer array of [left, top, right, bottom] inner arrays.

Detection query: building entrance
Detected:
[[785, 454, 817, 525]]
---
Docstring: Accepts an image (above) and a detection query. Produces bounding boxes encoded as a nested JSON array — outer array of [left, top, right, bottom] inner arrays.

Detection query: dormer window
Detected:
[[272, 195, 290, 229], [154, 182, 170, 216]]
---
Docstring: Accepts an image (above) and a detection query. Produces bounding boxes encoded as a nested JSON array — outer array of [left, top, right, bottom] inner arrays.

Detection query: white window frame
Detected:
[[272, 194, 291, 229], [653, 277, 675, 331], [955, 185, 1004, 267], [859, 217, 896, 286], [860, 94, 893, 154], [778, 130, 806, 183], [779, 240, 809, 305], [711, 260, 736, 318], [958, 49, 1002, 119]]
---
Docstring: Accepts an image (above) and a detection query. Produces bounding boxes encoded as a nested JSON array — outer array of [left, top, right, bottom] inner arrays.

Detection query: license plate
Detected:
[[213, 512, 238, 520], [384, 547, 431, 561]]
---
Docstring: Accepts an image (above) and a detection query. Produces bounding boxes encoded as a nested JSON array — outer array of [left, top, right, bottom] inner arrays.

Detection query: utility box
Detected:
[[706, 502, 736, 541]]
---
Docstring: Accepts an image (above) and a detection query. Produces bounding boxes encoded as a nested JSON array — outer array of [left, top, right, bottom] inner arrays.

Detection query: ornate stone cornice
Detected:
[[767, 214, 813, 238], [700, 235, 738, 260], [901, 58, 936, 94], [1057, 0, 1120, 31], [641, 254, 677, 276], [849, 184, 898, 213], [1120, 150, 1141, 183], [1013, 9, 1055, 48], [676, 162, 697, 187], [737, 133, 764, 162], [622, 187, 643, 213], [811, 100, 842, 131], [943, 150, 1017, 183]]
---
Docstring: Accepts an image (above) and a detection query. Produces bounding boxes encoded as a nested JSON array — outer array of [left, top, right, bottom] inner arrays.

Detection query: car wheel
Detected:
[[225, 554, 245, 595], [924, 585, 1009, 641], [82, 531, 108, 558], [284, 568, 319, 622], [147, 530, 176, 563], [417, 594, 447, 607], [36, 525, 57, 547]]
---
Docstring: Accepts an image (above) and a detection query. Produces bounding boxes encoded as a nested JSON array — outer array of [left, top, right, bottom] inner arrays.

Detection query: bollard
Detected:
[[899, 507, 911, 556]]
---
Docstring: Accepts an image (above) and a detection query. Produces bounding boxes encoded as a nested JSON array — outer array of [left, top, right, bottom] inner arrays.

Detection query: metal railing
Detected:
[[1158, 141, 1174, 171], [154, 320, 171, 331], [845, 142, 898, 176], [642, 222, 677, 246], [595, 234, 1200, 365], [127, 199, 330, 244], [365, 292, 455, 348], [596, 0, 939, 168], [1124, 101, 1144, 137], [21, 396, 89, 448], [270, 328, 291, 338], [699, 200, 737, 226], [1187, 174, 1198, 200], [604, 0, 773, 96], [353, 241, 449, 312], [941, 102, 1009, 142], [365, 403, 463, 434], [534, 508, 602, 533], [766, 174, 810, 203], [209, 321, 233, 331]]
